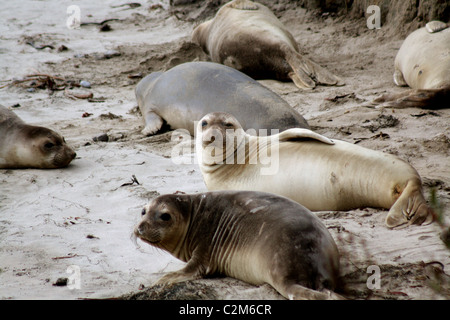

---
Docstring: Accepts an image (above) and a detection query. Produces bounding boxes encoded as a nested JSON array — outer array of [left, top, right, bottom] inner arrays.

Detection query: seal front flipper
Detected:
[[276, 128, 334, 145], [278, 283, 345, 300], [141, 109, 164, 136], [155, 259, 206, 285], [425, 21, 448, 33], [393, 68, 408, 87]]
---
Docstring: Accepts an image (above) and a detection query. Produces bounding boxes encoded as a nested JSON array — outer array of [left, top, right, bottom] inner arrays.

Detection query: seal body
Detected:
[[0, 105, 76, 169], [134, 191, 341, 300], [192, 0, 342, 89], [135, 61, 309, 136], [375, 21, 450, 108], [196, 112, 434, 228]]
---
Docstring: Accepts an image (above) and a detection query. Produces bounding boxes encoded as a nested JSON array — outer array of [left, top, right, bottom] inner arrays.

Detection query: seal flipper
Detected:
[[385, 178, 435, 228], [425, 21, 448, 33], [283, 45, 343, 89], [279, 283, 344, 300], [276, 128, 335, 145], [141, 110, 164, 136], [393, 68, 408, 87], [373, 86, 450, 109], [154, 259, 206, 285]]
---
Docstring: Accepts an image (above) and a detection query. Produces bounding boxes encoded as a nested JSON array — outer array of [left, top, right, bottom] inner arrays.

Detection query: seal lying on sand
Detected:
[[192, 0, 342, 89], [134, 191, 342, 300], [196, 112, 434, 228], [375, 21, 450, 108], [135, 61, 309, 136], [0, 105, 76, 169]]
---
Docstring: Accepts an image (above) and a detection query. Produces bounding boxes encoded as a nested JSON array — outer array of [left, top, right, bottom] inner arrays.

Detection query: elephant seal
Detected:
[[375, 21, 450, 108], [134, 190, 342, 300], [192, 0, 342, 89], [196, 112, 434, 228], [0, 105, 76, 169], [135, 61, 309, 136]]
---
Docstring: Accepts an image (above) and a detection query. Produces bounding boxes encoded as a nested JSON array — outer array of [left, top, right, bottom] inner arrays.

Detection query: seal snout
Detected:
[[136, 221, 150, 237]]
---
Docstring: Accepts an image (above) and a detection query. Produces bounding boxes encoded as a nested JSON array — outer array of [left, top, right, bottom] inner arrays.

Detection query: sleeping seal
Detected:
[[0, 105, 76, 169], [192, 0, 342, 89], [135, 61, 309, 136]]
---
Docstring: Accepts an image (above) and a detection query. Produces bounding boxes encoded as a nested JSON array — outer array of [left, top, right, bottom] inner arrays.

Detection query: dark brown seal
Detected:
[[0, 105, 76, 169], [134, 190, 342, 300]]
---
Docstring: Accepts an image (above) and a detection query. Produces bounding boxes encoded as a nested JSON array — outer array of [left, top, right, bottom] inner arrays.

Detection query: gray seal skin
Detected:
[[134, 191, 342, 300], [192, 0, 342, 89], [135, 61, 310, 136], [196, 112, 434, 229], [375, 21, 450, 108], [0, 105, 76, 169]]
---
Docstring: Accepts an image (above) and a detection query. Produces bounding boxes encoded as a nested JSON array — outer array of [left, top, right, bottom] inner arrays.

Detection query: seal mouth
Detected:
[[134, 227, 161, 245]]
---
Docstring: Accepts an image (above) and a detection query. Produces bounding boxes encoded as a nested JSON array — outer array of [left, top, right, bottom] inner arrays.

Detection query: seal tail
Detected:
[[385, 178, 435, 228], [283, 45, 344, 89], [373, 85, 450, 109]]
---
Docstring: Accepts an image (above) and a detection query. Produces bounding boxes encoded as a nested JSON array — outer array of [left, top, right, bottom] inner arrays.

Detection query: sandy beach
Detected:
[[0, 0, 449, 300]]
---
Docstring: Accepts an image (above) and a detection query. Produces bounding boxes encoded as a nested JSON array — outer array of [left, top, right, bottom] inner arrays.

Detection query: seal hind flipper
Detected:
[[373, 86, 450, 109], [425, 21, 448, 33], [284, 46, 343, 89], [385, 178, 434, 228]]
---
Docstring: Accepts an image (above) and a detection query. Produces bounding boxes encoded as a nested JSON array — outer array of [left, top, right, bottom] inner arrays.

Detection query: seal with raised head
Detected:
[[192, 0, 342, 89], [0, 105, 76, 169], [134, 190, 342, 300], [135, 61, 309, 136], [196, 112, 434, 228], [374, 21, 450, 108]]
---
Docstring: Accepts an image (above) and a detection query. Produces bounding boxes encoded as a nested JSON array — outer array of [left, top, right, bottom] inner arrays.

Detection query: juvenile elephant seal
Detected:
[[134, 190, 342, 300], [192, 0, 342, 89], [0, 105, 76, 169], [375, 21, 450, 108], [196, 112, 434, 228], [135, 61, 309, 136]]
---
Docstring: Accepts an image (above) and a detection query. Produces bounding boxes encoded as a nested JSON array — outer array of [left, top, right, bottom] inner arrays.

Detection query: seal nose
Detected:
[[136, 221, 148, 236]]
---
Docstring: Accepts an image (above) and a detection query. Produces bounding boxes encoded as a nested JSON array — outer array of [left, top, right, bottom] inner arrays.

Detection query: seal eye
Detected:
[[44, 142, 55, 149], [160, 213, 171, 222], [224, 122, 234, 128], [201, 120, 208, 127], [141, 208, 146, 216]]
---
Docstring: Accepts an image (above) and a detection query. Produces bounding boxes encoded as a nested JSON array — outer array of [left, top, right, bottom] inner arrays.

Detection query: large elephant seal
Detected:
[[0, 105, 76, 169], [192, 0, 342, 89], [375, 21, 450, 108], [196, 112, 434, 228], [134, 190, 342, 300], [135, 61, 309, 136]]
